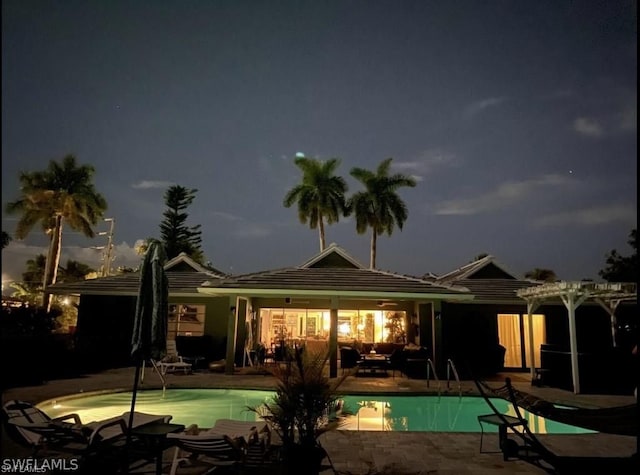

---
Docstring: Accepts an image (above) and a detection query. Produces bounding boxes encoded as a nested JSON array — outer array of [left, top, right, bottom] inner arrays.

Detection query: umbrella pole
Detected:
[[124, 359, 142, 473]]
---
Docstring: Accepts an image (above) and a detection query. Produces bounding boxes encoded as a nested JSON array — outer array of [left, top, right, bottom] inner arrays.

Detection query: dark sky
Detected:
[[2, 0, 637, 284]]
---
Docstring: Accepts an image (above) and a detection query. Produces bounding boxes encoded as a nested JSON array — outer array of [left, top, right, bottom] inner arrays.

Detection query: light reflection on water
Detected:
[[42, 389, 593, 434]]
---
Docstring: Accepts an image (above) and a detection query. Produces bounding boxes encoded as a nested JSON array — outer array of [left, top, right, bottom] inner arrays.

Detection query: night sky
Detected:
[[2, 0, 637, 284]]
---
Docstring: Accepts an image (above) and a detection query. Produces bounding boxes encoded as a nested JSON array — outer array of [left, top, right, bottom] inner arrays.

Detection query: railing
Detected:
[[426, 359, 442, 395], [141, 359, 168, 397], [446, 359, 462, 397]]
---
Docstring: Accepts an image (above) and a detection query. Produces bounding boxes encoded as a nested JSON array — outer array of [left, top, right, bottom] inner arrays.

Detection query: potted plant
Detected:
[[247, 345, 349, 474]]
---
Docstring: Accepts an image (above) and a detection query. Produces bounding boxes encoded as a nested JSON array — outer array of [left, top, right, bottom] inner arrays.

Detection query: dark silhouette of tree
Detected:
[[59, 260, 95, 283], [5, 155, 107, 310], [22, 254, 47, 291], [1, 231, 11, 250], [524, 268, 558, 282], [159, 185, 203, 262], [599, 229, 637, 283], [21, 255, 94, 291], [349, 158, 416, 268], [283, 156, 349, 251]]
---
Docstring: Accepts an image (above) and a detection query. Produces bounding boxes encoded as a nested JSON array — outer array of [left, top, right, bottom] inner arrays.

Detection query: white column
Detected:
[[527, 300, 540, 380], [560, 292, 589, 394], [594, 298, 621, 348], [225, 295, 239, 375], [329, 297, 339, 378]]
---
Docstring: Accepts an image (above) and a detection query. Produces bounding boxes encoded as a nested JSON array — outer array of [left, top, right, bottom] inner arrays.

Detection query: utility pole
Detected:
[[97, 218, 115, 277]]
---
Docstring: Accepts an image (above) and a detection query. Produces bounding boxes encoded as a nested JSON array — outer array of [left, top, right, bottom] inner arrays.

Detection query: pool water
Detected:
[[42, 389, 592, 434]]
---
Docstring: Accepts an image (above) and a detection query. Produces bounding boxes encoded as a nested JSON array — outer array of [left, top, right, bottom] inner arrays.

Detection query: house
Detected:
[[48, 246, 636, 393]]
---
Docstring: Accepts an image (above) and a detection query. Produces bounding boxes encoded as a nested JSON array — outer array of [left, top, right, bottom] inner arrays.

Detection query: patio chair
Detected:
[[156, 340, 193, 375], [166, 418, 274, 474], [474, 378, 638, 474], [339, 346, 361, 374]]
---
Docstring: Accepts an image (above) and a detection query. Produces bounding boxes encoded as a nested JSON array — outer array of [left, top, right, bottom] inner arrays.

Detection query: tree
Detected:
[[22, 254, 47, 292], [283, 156, 349, 251], [59, 260, 95, 283], [599, 229, 637, 283], [348, 158, 417, 269], [524, 268, 558, 282], [1, 231, 11, 250], [5, 155, 107, 310], [159, 185, 203, 262]]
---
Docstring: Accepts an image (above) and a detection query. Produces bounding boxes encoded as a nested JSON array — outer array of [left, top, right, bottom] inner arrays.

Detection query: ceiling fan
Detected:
[[376, 300, 398, 307]]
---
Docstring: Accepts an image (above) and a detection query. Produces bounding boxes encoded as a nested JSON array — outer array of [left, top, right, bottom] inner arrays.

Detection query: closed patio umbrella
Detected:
[[125, 240, 169, 458]]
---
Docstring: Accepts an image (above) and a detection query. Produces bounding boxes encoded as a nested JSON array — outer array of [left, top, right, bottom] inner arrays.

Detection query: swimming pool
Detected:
[[41, 389, 593, 434]]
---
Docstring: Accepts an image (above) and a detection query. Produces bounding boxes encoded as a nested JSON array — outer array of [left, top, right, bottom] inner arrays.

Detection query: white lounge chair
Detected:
[[156, 340, 192, 375], [167, 419, 271, 475], [1, 399, 172, 471]]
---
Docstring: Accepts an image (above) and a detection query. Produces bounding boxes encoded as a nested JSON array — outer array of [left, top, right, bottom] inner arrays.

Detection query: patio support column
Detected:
[[432, 301, 443, 374], [560, 291, 589, 394], [594, 298, 621, 347], [329, 297, 339, 378], [526, 300, 540, 380], [225, 295, 239, 375]]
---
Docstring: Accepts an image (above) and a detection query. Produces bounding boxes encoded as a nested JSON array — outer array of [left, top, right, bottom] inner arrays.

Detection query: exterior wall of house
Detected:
[[76, 295, 137, 370], [75, 295, 232, 369], [438, 302, 503, 378]]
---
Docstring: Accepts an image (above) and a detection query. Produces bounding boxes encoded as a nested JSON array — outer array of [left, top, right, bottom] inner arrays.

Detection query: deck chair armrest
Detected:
[[88, 418, 128, 445], [53, 413, 83, 425]]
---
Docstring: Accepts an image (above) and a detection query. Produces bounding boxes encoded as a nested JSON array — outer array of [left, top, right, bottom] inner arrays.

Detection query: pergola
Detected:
[[517, 281, 637, 394]]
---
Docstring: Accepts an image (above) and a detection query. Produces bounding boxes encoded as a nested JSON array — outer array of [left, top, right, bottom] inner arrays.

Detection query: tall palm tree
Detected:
[[6, 155, 107, 310], [283, 156, 349, 251], [349, 158, 417, 269]]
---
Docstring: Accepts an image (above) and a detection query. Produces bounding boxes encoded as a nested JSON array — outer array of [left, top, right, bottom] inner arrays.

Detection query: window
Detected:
[[497, 313, 546, 369], [168, 304, 205, 339], [259, 307, 406, 345]]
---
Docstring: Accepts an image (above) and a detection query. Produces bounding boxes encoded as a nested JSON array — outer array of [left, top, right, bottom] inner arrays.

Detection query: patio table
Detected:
[[357, 354, 390, 375]]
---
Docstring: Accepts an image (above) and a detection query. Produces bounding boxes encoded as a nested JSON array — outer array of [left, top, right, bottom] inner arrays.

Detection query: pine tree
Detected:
[[159, 185, 204, 262]]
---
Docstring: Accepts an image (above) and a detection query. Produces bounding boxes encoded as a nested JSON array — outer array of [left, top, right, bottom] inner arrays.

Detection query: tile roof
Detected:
[[47, 271, 221, 296], [202, 267, 469, 296], [445, 278, 542, 303], [435, 255, 519, 281]]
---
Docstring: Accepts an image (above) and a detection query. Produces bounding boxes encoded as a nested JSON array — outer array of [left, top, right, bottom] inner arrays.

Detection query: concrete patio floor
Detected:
[[1, 366, 637, 474]]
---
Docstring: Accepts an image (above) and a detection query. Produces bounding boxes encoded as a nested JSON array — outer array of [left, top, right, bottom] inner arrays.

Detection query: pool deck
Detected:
[[1, 367, 637, 474]]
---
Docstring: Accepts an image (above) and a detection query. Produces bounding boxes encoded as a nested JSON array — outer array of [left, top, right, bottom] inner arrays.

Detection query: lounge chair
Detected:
[[474, 378, 639, 474], [477, 377, 637, 436], [156, 340, 193, 375], [2, 400, 172, 471], [167, 419, 272, 475]]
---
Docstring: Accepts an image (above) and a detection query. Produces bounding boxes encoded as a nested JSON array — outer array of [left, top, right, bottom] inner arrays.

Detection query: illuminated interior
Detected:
[[497, 313, 546, 368], [259, 308, 406, 346]]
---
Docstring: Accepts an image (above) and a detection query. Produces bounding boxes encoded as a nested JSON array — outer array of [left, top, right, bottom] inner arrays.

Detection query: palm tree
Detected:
[[283, 156, 349, 251], [5, 155, 107, 310], [349, 158, 417, 269]]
